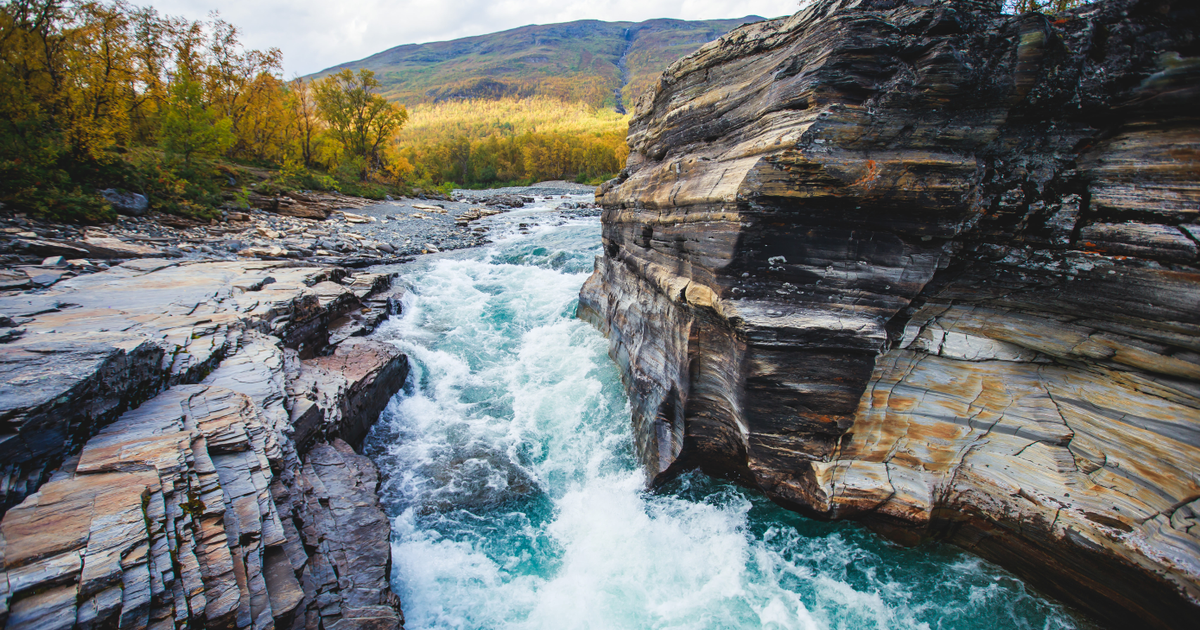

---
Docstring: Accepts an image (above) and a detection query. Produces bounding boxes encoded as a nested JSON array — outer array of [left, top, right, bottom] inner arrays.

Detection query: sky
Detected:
[[143, 0, 804, 77]]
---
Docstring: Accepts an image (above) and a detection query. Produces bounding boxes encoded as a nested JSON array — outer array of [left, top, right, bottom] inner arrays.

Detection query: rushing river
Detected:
[[364, 195, 1087, 630]]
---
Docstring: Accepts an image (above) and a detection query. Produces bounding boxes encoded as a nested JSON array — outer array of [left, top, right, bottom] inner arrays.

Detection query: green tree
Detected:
[[312, 68, 407, 178], [158, 74, 233, 166]]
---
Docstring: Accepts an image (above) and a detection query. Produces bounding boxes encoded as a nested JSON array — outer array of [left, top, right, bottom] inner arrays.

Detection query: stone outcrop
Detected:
[[581, 0, 1200, 627], [0, 260, 406, 628]]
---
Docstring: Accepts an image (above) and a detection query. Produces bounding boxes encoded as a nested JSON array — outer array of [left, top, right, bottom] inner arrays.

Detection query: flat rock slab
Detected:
[[0, 259, 393, 516]]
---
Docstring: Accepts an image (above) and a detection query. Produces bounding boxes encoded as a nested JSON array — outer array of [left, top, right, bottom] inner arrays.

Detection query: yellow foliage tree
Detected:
[[313, 68, 408, 177]]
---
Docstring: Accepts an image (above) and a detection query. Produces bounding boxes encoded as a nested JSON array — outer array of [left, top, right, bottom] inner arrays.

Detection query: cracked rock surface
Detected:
[[581, 0, 1200, 627], [0, 259, 407, 629]]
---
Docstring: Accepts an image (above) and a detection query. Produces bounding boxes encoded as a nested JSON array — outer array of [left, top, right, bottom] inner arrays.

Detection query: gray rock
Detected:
[[28, 271, 63, 288], [98, 189, 149, 217], [13, 238, 90, 259], [0, 269, 31, 290]]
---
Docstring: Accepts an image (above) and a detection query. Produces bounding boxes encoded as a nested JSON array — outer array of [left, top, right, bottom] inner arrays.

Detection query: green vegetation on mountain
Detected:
[[313, 17, 764, 112]]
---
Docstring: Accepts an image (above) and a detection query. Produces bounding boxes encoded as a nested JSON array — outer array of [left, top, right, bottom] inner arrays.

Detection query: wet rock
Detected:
[[583, 0, 1200, 627], [290, 440, 403, 629]]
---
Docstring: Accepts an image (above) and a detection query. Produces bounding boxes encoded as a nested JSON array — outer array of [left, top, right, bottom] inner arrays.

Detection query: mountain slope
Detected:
[[312, 17, 765, 111]]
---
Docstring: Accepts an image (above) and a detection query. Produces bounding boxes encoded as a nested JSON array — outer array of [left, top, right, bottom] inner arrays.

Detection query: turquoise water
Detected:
[[364, 198, 1087, 630]]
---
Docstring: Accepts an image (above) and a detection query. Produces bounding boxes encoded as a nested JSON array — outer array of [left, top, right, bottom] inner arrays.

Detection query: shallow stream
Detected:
[[364, 196, 1086, 630]]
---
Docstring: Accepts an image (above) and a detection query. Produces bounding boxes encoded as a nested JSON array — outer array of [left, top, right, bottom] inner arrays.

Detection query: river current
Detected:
[[363, 195, 1087, 630]]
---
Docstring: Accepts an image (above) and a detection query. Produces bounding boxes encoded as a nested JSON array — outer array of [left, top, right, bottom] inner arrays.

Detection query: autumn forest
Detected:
[[0, 0, 631, 222]]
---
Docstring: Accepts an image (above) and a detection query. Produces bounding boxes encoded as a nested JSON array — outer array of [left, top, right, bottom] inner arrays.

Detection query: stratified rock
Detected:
[[0, 270, 30, 290], [248, 191, 377, 220], [0, 258, 406, 629], [0, 260, 388, 514], [289, 440, 403, 630], [289, 339, 408, 452], [11, 239, 90, 259], [583, 0, 1200, 627]]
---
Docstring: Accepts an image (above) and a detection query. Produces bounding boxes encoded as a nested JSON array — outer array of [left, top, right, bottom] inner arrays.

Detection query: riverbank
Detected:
[[0, 182, 594, 629], [0, 182, 598, 290]]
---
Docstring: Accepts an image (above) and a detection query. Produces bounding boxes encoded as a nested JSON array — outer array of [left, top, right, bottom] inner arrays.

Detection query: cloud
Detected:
[[143, 0, 801, 76]]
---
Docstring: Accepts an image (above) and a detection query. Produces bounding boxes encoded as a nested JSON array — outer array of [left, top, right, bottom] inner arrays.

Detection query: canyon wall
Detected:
[[0, 260, 407, 629], [580, 0, 1200, 627]]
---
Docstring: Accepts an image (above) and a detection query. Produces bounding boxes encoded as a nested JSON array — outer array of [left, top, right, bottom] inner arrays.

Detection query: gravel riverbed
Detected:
[[0, 181, 598, 291]]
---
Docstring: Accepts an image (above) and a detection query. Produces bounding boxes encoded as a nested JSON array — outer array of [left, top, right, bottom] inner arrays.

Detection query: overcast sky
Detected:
[[143, 0, 803, 77]]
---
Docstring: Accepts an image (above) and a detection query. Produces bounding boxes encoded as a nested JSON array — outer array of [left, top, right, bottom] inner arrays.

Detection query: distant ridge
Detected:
[[311, 16, 766, 111]]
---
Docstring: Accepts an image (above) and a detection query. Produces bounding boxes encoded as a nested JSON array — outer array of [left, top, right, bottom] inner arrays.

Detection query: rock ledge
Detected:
[[0, 260, 407, 629]]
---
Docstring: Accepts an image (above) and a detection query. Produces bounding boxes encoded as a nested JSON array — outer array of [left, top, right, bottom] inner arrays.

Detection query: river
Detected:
[[363, 194, 1087, 630]]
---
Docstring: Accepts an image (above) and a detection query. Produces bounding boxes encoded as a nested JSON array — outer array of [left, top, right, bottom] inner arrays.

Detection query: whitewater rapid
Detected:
[[363, 196, 1088, 630]]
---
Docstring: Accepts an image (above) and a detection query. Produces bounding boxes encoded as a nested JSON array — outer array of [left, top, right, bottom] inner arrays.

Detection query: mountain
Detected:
[[311, 17, 765, 112]]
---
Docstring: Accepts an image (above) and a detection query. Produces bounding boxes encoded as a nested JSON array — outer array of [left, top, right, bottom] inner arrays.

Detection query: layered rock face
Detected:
[[0, 260, 407, 628], [581, 0, 1200, 627]]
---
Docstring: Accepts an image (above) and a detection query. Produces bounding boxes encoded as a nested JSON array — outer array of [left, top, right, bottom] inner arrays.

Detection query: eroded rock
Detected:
[[583, 0, 1200, 627], [0, 259, 406, 628]]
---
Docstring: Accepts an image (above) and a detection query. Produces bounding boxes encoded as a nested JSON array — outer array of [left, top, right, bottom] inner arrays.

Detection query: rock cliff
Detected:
[[580, 0, 1200, 627], [0, 260, 407, 628]]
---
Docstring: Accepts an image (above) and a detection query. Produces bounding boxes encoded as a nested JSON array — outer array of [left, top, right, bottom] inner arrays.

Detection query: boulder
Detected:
[[98, 189, 149, 216]]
